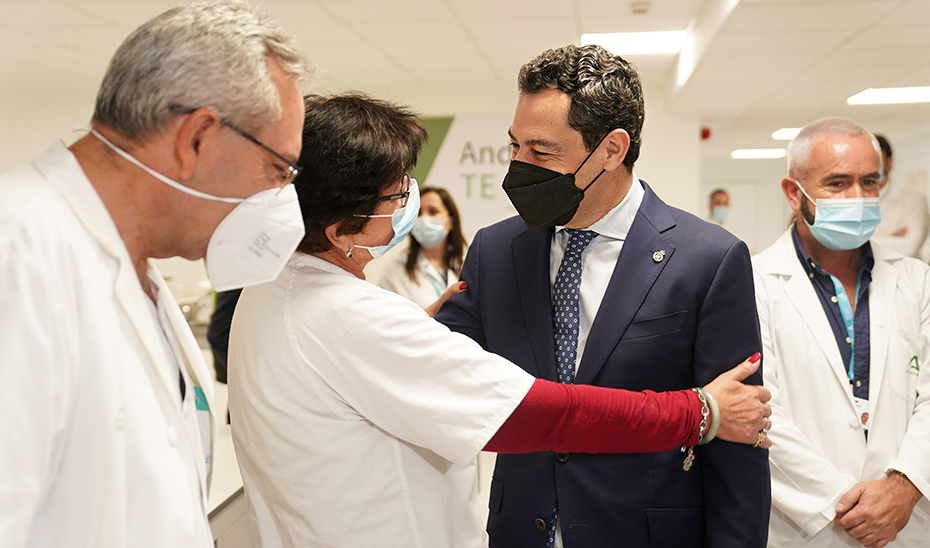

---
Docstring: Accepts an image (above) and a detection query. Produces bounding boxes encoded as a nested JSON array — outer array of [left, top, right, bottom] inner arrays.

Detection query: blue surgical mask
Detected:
[[795, 181, 881, 250], [411, 215, 449, 249], [356, 180, 421, 259], [712, 205, 729, 223]]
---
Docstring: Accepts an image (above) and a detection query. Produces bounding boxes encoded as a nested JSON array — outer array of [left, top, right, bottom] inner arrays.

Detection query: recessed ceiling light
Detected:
[[772, 128, 801, 140], [581, 31, 687, 55], [731, 149, 786, 160], [847, 86, 930, 105]]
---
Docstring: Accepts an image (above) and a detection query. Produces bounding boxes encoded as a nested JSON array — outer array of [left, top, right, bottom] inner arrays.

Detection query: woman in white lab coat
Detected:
[[227, 93, 772, 548], [377, 187, 467, 308]]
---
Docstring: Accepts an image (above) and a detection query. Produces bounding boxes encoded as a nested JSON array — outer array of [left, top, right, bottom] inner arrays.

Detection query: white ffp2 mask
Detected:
[[85, 127, 305, 291]]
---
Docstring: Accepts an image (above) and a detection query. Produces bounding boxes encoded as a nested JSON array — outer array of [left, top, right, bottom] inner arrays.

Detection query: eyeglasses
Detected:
[[169, 105, 302, 185], [221, 119, 302, 185], [377, 173, 411, 207]]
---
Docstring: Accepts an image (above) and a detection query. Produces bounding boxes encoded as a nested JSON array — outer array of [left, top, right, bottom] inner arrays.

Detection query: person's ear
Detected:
[[782, 177, 803, 213], [602, 129, 631, 172], [174, 107, 222, 181], [325, 221, 353, 256]]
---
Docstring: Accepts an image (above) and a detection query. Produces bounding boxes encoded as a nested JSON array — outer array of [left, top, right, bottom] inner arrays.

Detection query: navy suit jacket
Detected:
[[436, 181, 770, 548]]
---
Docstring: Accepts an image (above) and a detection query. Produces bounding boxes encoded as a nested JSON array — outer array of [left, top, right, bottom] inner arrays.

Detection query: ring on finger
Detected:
[[752, 430, 767, 448], [764, 417, 772, 432]]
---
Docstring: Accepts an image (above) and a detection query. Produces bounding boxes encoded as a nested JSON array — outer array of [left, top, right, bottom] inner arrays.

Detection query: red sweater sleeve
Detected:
[[484, 379, 702, 453]]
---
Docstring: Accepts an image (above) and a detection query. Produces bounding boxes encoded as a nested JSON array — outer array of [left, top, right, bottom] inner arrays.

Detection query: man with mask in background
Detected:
[[709, 188, 730, 226], [0, 2, 310, 547], [753, 118, 930, 547], [437, 44, 770, 548]]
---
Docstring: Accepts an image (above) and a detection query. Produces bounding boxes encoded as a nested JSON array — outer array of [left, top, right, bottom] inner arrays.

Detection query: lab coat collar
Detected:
[[759, 230, 852, 402], [415, 250, 451, 287], [148, 263, 216, 497], [292, 252, 357, 277], [864, 244, 900, 407], [34, 142, 177, 400], [32, 141, 214, 495], [32, 140, 129, 260], [758, 229, 902, 412]]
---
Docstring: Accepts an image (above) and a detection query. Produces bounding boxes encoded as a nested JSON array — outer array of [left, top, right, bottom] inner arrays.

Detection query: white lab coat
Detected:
[[377, 243, 460, 309], [228, 253, 534, 548], [753, 230, 930, 547], [0, 141, 215, 548]]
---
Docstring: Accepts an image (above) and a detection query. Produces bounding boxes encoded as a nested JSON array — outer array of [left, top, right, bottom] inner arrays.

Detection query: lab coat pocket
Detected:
[[888, 327, 926, 402], [645, 508, 703, 546]]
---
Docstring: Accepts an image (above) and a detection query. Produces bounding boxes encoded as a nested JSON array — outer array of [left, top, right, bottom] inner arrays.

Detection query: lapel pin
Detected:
[[652, 250, 666, 263]]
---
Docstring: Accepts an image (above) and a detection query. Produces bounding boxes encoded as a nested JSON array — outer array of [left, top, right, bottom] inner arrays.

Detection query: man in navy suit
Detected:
[[436, 44, 770, 548]]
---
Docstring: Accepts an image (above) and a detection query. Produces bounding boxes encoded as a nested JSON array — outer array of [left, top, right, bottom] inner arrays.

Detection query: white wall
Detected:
[[700, 158, 792, 255], [0, 88, 97, 173], [637, 85, 701, 216]]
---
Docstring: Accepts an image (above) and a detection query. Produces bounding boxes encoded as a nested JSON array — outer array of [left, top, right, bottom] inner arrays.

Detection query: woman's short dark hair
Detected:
[[404, 186, 467, 281], [518, 44, 644, 170], [294, 93, 428, 254]]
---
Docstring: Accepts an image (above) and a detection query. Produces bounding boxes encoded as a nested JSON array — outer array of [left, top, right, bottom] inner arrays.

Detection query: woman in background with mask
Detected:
[[227, 92, 773, 548], [378, 186, 467, 308]]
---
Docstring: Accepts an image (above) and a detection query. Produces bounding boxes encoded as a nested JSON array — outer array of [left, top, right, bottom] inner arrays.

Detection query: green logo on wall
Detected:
[[409, 116, 454, 184]]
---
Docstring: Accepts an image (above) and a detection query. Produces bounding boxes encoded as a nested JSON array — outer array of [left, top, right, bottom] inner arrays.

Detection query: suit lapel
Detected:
[[574, 210, 674, 385], [574, 182, 675, 386], [512, 226, 559, 381]]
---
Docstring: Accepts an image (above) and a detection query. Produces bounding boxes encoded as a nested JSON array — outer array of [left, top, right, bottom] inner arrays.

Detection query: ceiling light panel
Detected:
[[771, 128, 800, 140], [847, 86, 930, 105], [731, 148, 786, 159]]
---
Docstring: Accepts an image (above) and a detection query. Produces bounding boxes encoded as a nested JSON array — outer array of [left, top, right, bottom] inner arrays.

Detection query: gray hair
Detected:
[[92, 0, 311, 141], [787, 117, 882, 181], [518, 44, 644, 170]]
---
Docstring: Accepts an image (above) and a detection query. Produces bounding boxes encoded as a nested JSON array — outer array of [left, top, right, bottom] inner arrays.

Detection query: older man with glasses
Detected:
[[0, 2, 310, 547]]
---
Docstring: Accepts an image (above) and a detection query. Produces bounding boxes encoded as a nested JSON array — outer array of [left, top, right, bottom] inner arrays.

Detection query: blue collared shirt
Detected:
[[791, 224, 873, 399]]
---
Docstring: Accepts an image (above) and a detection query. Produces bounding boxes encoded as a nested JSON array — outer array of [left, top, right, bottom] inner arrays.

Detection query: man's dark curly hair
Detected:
[[294, 92, 428, 254], [518, 44, 644, 170]]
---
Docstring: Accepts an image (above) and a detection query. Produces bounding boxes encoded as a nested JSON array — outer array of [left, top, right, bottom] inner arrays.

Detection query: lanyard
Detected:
[[428, 274, 446, 298], [423, 263, 449, 298], [827, 271, 863, 381]]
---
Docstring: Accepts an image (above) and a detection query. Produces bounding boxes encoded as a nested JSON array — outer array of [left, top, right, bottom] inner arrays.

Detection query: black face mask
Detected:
[[502, 134, 609, 228]]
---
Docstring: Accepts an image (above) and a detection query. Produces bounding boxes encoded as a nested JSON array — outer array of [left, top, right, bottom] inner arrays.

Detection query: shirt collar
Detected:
[[555, 172, 644, 241], [790, 222, 875, 277]]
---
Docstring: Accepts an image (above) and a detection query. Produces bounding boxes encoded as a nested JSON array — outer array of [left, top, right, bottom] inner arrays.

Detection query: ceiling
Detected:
[[2, 0, 929, 168]]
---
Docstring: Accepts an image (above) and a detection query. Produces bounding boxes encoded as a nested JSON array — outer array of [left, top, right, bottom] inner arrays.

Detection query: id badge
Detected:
[[194, 386, 213, 470], [853, 397, 871, 432]]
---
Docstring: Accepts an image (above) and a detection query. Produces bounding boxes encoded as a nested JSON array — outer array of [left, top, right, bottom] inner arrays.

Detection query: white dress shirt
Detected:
[[549, 175, 644, 548], [549, 174, 645, 374]]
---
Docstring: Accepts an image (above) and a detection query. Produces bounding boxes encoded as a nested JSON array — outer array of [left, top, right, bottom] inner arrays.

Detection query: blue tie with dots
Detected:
[[547, 228, 598, 548]]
